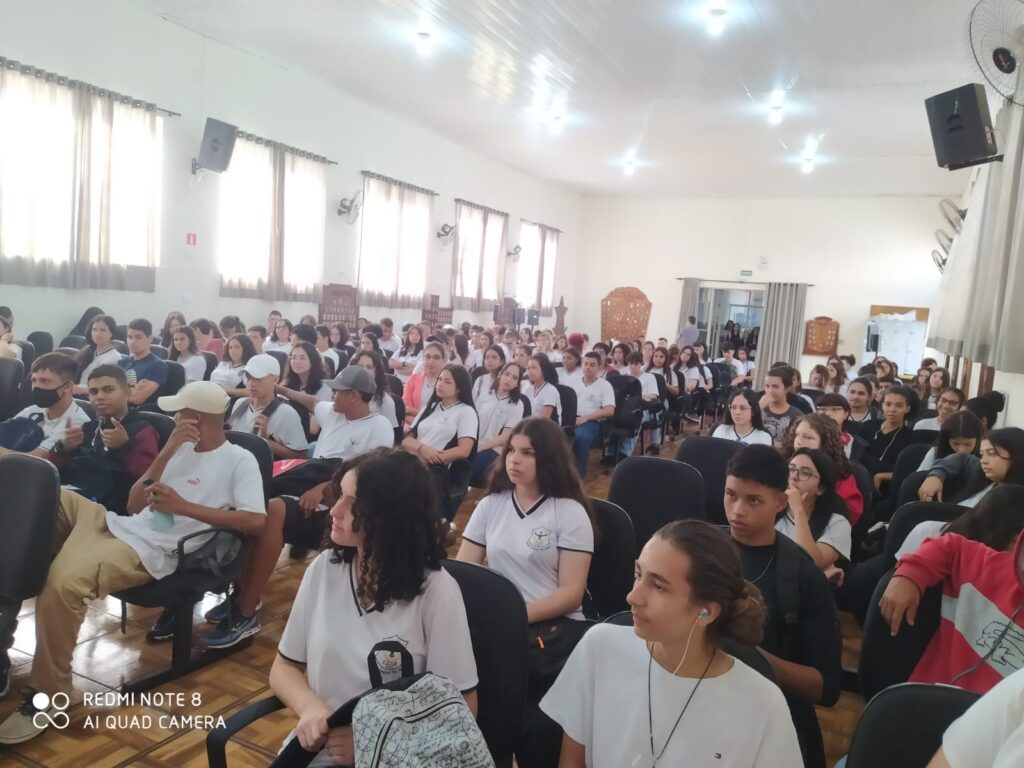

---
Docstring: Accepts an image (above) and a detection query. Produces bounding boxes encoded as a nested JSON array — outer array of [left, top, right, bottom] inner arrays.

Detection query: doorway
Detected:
[[696, 285, 765, 358]]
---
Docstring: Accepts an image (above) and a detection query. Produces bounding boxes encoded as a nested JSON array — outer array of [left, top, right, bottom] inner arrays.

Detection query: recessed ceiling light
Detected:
[[801, 159, 815, 174], [705, 1, 730, 37], [768, 108, 783, 125], [414, 25, 436, 57], [624, 160, 636, 177]]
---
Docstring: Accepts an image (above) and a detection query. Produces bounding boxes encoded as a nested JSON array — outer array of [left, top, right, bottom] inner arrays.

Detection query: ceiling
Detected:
[[129, 0, 986, 197]]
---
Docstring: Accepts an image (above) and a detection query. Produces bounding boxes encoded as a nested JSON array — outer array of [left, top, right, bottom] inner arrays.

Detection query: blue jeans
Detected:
[[573, 420, 603, 478], [470, 449, 500, 487]]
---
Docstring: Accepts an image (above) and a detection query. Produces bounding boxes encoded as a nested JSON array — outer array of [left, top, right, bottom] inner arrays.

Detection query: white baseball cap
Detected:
[[243, 353, 282, 380], [157, 380, 230, 415]]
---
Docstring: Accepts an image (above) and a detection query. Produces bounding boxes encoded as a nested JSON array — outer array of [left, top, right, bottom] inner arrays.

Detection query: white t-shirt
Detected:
[[521, 381, 561, 421], [14, 401, 91, 452], [311, 402, 394, 460], [263, 339, 292, 353], [227, 398, 309, 451], [547, 349, 563, 363], [462, 491, 593, 620], [558, 367, 583, 387], [477, 394, 525, 443], [77, 347, 125, 386], [634, 370, 660, 399], [465, 348, 484, 370], [105, 441, 265, 579], [894, 519, 947, 560], [775, 511, 852, 560], [176, 353, 208, 383], [393, 350, 422, 383], [368, 393, 399, 429], [410, 401, 478, 453], [378, 334, 401, 355], [541, 624, 802, 768], [915, 417, 941, 431], [320, 347, 340, 374], [209, 361, 244, 390], [711, 424, 773, 447], [278, 554, 479, 767], [942, 666, 1024, 768], [573, 377, 615, 419], [472, 374, 498, 406]]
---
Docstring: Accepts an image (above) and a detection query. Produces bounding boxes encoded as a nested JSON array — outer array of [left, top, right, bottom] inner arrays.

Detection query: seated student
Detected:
[[158, 310, 186, 347], [918, 427, 1024, 507], [788, 368, 816, 413], [646, 346, 679, 397], [61, 365, 160, 514], [862, 385, 920, 491], [915, 386, 966, 431], [815, 393, 865, 461], [219, 315, 245, 339], [782, 412, 864, 524], [169, 325, 208, 383], [118, 319, 168, 406], [759, 366, 805, 446], [874, 374, 898, 409], [72, 314, 124, 396], [733, 345, 756, 386], [468, 362, 524, 485], [778, 449, 852, 569], [246, 325, 267, 355], [558, 347, 584, 387], [926, 367, 952, 410], [313, 324, 339, 374], [226, 354, 308, 459], [965, 391, 1006, 432], [501, 329, 519, 361], [0, 352, 91, 459], [723, 445, 842, 768], [347, 351, 399, 430], [675, 345, 712, 420], [275, 341, 331, 413], [536, 329, 561, 363], [389, 325, 423, 383], [930, 666, 1024, 768], [541, 520, 801, 768], [514, 344, 533, 372], [0, 312, 19, 360], [609, 342, 630, 374], [269, 450, 477, 765], [917, 410, 983, 473], [879, 509, 1024, 695], [823, 360, 847, 395], [590, 341, 610, 374], [471, 344, 506, 401], [874, 357, 896, 378], [714, 342, 745, 384], [570, 352, 617, 477], [190, 318, 224, 359], [0, 382, 265, 743], [807, 364, 828, 390], [912, 366, 932, 404], [692, 340, 710, 364], [209, 333, 256, 398], [377, 316, 401, 356], [522, 354, 563, 422], [402, 341, 445, 424], [713, 390, 773, 446], [844, 376, 877, 430], [464, 330, 489, 370], [201, 367, 395, 648], [290, 323, 318, 348], [263, 317, 293, 354]]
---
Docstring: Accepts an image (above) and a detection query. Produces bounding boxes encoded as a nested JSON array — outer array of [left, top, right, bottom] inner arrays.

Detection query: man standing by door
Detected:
[[677, 315, 699, 349]]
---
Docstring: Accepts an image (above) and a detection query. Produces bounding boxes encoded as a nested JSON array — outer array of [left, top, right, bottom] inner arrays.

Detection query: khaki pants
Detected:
[[31, 489, 152, 695]]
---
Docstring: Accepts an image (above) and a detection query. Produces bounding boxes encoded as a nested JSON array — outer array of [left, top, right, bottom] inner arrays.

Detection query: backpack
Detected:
[[0, 415, 45, 452], [773, 532, 804, 662]]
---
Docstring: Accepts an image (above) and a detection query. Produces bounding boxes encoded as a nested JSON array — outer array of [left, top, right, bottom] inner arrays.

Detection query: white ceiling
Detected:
[[129, 0, 985, 197]]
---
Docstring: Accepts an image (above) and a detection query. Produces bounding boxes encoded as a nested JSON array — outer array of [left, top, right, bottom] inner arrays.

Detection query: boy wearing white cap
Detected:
[[225, 353, 308, 459], [0, 382, 266, 745]]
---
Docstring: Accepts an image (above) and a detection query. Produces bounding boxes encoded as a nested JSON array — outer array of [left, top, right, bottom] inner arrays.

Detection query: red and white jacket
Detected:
[[895, 533, 1024, 694]]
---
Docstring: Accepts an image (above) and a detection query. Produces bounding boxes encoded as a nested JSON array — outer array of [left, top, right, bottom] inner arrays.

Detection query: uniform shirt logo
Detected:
[[374, 635, 410, 676], [527, 527, 552, 550]]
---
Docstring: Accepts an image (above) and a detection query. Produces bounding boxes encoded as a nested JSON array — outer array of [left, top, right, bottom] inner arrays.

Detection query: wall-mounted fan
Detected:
[[968, 0, 1024, 106], [507, 244, 522, 263], [436, 223, 458, 246], [337, 190, 363, 224], [939, 198, 967, 233]]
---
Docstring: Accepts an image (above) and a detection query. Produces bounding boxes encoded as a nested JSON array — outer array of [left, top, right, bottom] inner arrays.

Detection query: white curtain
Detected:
[[514, 220, 559, 314], [217, 138, 274, 292], [451, 200, 508, 311], [282, 152, 326, 295], [539, 224, 558, 313], [357, 175, 432, 308]]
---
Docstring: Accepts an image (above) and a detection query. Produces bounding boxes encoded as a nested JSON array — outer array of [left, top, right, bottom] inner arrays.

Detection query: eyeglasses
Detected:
[[938, 397, 961, 407], [788, 464, 819, 481]]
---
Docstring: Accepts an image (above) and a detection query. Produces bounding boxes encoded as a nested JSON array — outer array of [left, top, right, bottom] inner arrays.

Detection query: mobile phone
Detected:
[[101, 418, 114, 430]]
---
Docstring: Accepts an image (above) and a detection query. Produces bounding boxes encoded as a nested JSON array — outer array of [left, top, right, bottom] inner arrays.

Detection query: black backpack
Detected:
[[0, 414, 45, 452], [773, 533, 804, 662]]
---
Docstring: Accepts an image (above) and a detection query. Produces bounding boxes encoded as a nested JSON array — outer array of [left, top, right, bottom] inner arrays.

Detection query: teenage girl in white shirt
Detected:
[[73, 314, 124, 396], [389, 325, 424, 383], [471, 345, 506, 404], [209, 333, 255, 398], [712, 390, 773, 446], [823, 360, 847, 396], [169, 326, 208, 383], [468, 362, 525, 484]]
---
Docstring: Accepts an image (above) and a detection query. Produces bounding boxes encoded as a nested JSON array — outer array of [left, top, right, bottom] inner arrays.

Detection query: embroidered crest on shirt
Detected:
[[527, 527, 552, 550], [374, 635, 410, 676]]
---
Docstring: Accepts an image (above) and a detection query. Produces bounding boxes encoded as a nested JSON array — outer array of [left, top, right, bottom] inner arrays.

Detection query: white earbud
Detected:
[[698, 608, 710, 620]]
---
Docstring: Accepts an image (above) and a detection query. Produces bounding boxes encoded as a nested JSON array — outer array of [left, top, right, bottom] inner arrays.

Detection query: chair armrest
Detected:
[[174, 527, 248, 593], [206, 695, 286, 768], [174, 526, 247, 560]]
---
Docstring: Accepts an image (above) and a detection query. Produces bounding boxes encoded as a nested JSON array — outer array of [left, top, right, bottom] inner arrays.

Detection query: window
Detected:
[[514, 220, 560, 313], [216, 134, 327, 300], [357, 172, 434, 308], [0, 58, 162, 290], [451, 199, 508, 311]]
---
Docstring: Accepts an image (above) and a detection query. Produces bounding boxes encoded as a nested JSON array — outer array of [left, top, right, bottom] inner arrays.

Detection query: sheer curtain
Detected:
[[451, 200, 508, 311], [754, 282, 807, 388], [514, 221, 559, 314], [357, 174, 432, 308], [539, 224, 559, 313], [281, 152, 326, 298], [217, 138, 274, 294]]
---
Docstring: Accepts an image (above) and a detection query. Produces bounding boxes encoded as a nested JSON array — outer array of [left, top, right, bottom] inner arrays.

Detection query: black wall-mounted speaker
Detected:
[[924, 84, 998, 171], [197, 118, 238, 173], [527, 309, 540, 325]]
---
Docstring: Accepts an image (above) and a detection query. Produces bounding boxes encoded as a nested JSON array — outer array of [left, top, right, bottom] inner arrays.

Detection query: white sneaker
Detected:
[[0, 690, 58, 744]]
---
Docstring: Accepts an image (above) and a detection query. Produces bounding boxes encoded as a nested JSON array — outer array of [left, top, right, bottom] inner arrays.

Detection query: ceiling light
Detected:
[[801, 159, 815, 174], [624, 160, 636, 177], [768, 108, 783, 125], [705, 1, 730, 37], [414, 28, 435, 57]]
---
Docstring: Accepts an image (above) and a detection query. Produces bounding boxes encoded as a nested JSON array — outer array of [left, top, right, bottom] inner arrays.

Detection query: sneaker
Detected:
[[199, 613, 261, 649], [288, 545, 310, 559], [0, 654, 9, 698], [204, 597, 262, 625], [0, 690, 57, 744], [146, 608, 178, 642]]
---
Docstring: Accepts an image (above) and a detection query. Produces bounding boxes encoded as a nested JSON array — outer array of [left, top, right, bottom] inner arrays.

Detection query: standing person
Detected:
[[571, 352, 617, 478], [73, 314, 124, 396], [169, 326, 207, 384], [522, 354, 562, 422], [677, 315, 700, 349], [389, 325, 424, 384], [759, 366, 804, 446], [713, 390, 773, 446], [468, 362, 525, 485], [541, 519, 801, 768], [118, 319, 168, 406]]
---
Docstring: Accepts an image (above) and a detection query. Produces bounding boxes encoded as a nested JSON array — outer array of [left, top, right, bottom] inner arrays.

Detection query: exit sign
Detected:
[[739, 269, 754, 278]]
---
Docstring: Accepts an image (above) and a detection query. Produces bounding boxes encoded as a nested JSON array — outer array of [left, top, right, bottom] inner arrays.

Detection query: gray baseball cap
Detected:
[[325, 366, 376, 395]]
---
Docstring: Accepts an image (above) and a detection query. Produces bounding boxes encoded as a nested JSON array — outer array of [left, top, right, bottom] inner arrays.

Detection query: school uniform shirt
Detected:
[[118, 354, 168, 404], [915, 416, 941, 431], [311, 402, 394, 460], [462, 491, 594, 620], [521, 381, 561, 421], [465, 348, 484, 370], [227, 398, 309, 451], [760, 405, 803, 443], [476, 394, 525, 443], [368, 393, 399, 429], [557, 366, 583, 387], [918, 446, 937, 472], [895, 533, 1024, 693], [393, 349, 422, 383], [105, 440, 265, 579], [14, 401, 92, 453], [678, 365, 706, 392], [711, 424, 773, 446], [77, 347, 125, 386], [942, 666, 1024, 768], [410, 400, 478, 453], [776, 510, 852, 560], [572, 377, 615, 420], [320, 347, 340, 374], [277, 553, 478, 767], [471, 374, 498, 406], [635, 370, 659, 399], [894, 519, 946, 560], [175, 353, 207, 383], [209, 361, 245, 390], [540, 624, 802, 768], [378, 334, 401, 355], [547, 349, 563, 363], [263, 339, 292, 353]]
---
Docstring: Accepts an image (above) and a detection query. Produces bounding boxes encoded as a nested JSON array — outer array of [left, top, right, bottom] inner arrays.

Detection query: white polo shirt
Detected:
[[209, 361, 245, 390], [77, 346, 125, 386], [711, 424, 774, 446], [558, 367, 583, 387], [15, 401, 91, 452], [572, 377, 615, 419], [462, 491, 593, 621], [477, 394, 525, 443], [472, 374, 497, 405], [312, 402, 394, 460], [411, 401, 478, 452], [378, 334, 401, 355], [227, 398, 309, 451], [521, 381, 561, 421], [368, 393, 399, 429], [278, 553, 479, 766]]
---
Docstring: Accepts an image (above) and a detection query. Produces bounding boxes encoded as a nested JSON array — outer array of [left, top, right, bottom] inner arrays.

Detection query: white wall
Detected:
[[0, 0, 582, 339], [575, 196, 943, 372]]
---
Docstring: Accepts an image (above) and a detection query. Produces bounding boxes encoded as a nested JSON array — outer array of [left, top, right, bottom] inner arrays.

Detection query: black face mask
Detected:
[[32, 384, 65, 409]]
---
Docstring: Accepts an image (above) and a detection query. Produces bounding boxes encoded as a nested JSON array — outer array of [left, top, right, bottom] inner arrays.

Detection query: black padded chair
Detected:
[[801, 387, 824, 404], [914, 429, 939, 446], [858, 569, 942, 699], [895, 470, 931, 511], [384, 373, 404, 397], [844, 683, 979, 768], [875, 444, 932, 522], [26, 331, 53, 356], [113, 324, 127, 342], [206, 559, 529, 768], [0, 358, 24, 420], [56, 346, 82, 358], [674, 435, 742, 525], [470, 366, 488, 382], [0, 455, 60, 604], [158, 361, 186, 404], [608, 456, 705, 555], [149, 344, 168, 360], [111, 339, 128, 355], [556, 383, 577, 439], [133, 410, 176, 449], [881, 501, 964, 565], [14, 339, 35, 373], [59, 334, 87, 349], [389, 393, 405, 445], [73, 398, 97, 421], [584, 498, 635, 620], [265, 350, 287, 377], [201, 351, 218, 381], [605, 374, 643, 461], [225, 431, 274, 503]]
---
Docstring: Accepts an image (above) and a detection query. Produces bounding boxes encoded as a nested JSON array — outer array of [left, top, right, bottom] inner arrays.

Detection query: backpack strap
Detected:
[[366, 640, 415, 688], [774, 533, 802, 662]]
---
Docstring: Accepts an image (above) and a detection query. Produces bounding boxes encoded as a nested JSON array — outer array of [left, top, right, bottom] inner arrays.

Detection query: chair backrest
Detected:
[[224, 430, 274, 503], [0, 454, 60, 599], [674, 436, 742, 525], [470, 366, 488, 382], [585, 498, 635, 619], [266, 350, 288, 377], [148, 344, 168, 360], [441, 559, 528, 764], [15, 339, 35, 372], [73, 398, 97, 421], [606, 374, 643, 436], [384, 374, 404, 397], [787, 391, 813, 414], [801, 387, 824, 403], [891, 443, 932, 496], [159, 361, 186, 401], [26, 331, 53, 356], [111, 339, 128, 355], [133, 410, 176, 449], [608, 456, 705, 555], [555, 384, 577, 431], [389, 393, 405, 445], [56, 346, 82, 358], [0, 358, 25, 420], [59, 334, 88, 349], [848, 461, 874, 523], [113, 324, 127, 342], [859, 569, 942, 699], [845, 682, 980, 768], [896, 470, 931, 511], [882, 501, 964, 564], [201, 351, 218, 380], [914, 429, 939, 446]]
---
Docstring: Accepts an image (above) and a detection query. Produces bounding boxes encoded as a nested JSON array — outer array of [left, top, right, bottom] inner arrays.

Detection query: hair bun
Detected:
[[718, 581, 767, 647]]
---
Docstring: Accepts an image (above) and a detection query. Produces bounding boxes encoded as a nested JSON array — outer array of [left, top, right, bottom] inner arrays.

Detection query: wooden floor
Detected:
[[0, 430, 864, 767]]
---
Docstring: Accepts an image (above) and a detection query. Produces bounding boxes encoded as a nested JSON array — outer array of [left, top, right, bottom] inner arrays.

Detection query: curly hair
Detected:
[[328, 449, 446, 609], [779, 412, 851, 479]]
